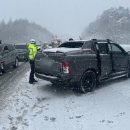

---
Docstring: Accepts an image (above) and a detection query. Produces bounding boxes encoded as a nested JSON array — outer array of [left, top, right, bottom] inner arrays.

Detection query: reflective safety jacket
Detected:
[[28, 43, 38, 60]]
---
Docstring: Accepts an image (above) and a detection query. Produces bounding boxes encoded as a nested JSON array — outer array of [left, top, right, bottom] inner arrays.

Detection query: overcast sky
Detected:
[[0, 0, 130, 39]]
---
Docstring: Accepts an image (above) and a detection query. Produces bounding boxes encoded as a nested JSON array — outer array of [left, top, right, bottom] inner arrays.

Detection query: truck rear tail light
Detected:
[[62, 62, 71, 74]]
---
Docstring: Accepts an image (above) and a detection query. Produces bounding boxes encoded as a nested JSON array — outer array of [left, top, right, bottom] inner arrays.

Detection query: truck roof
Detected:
[[67, 39, 115, 44]]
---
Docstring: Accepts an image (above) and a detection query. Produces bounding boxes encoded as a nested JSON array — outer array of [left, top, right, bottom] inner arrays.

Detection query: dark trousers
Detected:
[[29, 60, 35, 82]]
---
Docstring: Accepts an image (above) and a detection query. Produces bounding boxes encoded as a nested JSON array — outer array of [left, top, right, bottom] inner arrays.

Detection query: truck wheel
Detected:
[[13, 58, 19, 68], [80, 70, 97, 93]]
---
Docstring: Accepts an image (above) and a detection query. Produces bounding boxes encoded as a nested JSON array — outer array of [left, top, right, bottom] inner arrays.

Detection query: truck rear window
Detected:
[[59, 42, 84, 48]]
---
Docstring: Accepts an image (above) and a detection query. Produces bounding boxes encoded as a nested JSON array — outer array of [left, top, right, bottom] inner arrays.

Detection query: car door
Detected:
[[109, 43, 129, 73], [96, 43, 112, 79], [8, 44, 16, 64], [2, 45, 10, 66]]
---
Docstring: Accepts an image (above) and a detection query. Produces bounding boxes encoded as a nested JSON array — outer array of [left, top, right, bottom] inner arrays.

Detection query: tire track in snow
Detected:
[[0, 62, 29, 110]]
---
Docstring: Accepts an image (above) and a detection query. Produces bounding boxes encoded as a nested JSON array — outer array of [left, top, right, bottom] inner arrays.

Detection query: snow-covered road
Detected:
[[0, 62, 29, 111], [0, 70, 130, 130]]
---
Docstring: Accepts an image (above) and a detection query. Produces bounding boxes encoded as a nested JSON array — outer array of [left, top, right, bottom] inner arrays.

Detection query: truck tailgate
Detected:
[[35, 53, 63, 76]]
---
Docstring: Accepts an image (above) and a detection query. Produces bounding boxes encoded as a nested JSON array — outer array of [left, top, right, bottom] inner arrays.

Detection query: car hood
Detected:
[[43, 47, 81, 53]]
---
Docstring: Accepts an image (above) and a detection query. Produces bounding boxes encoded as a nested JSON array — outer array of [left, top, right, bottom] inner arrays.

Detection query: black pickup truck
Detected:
[[35, 39, 130, 93]]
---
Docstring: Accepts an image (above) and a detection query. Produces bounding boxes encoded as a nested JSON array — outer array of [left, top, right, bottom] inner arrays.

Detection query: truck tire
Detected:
[[80, 70, 97, 93]]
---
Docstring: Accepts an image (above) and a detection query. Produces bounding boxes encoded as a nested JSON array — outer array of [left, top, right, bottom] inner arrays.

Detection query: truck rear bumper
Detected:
[[35, 72, 58, 81], [35, 72, 72, 83]]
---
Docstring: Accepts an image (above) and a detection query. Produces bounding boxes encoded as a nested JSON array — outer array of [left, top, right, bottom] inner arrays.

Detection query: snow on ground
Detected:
[[0, 72, 130, 130]]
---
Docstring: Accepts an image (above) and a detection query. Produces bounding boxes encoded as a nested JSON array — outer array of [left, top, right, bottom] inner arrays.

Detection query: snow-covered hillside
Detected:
[[82, 6, 130, 44]]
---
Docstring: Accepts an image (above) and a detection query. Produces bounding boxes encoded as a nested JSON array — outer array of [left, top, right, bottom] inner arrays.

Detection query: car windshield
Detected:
[[15, 45, 27, 49], [59, 42, 84, 48]]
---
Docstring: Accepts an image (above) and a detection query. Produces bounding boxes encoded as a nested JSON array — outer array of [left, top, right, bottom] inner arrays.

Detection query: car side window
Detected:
[[110, 44, 124, 53], [97, 43, 108, 54]]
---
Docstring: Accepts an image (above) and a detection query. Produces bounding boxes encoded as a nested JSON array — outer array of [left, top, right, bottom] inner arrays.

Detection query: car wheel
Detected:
[[80, 70, 97, 93], [13, 58, 19, 68], [0, 63, 5, 75]]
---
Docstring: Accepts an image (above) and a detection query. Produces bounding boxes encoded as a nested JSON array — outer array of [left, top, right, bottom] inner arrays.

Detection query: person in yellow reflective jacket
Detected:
[[28, 39, 38, 84]]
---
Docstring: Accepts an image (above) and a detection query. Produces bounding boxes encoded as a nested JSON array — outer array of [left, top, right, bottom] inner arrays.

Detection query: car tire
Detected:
[[0, 63, 5, 75], [79, 70, 97, 93], [13, 58, 19, 68]]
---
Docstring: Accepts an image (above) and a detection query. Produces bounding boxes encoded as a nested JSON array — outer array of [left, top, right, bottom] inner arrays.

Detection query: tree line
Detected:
[[0, 19, 53, 44]]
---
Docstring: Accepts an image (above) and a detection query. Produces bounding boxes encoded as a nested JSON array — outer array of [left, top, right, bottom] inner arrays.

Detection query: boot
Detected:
[[33, 79, 38, 82], [29, 81, 34, 84]]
